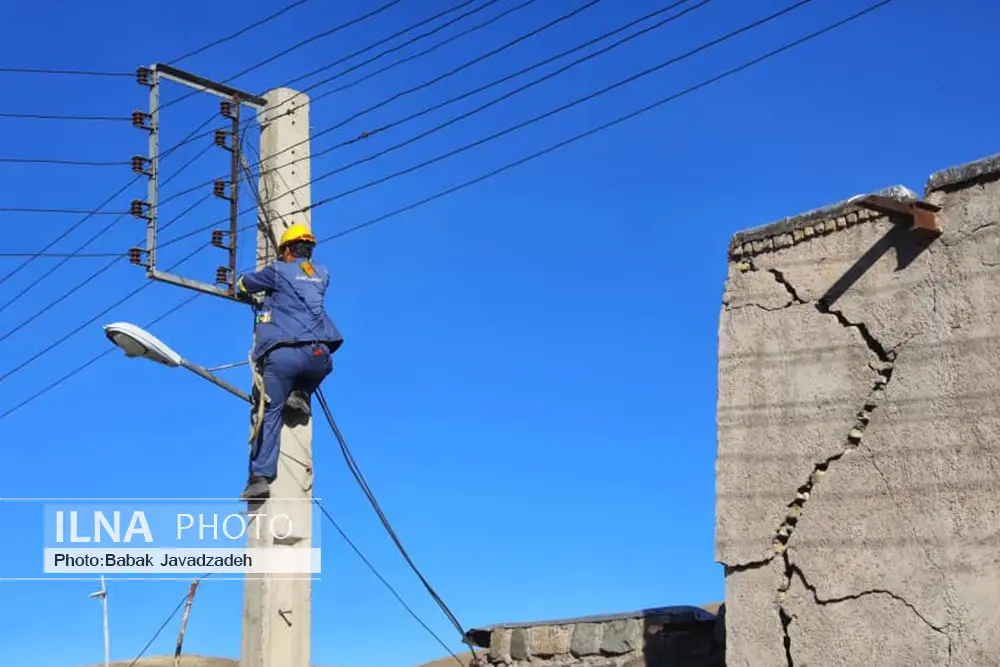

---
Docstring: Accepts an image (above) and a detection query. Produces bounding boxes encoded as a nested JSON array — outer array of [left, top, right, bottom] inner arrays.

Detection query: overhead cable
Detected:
[[0, 0, 898, 417], [0, 112, 129, 122], [0, 67, 132, 77], [158, 0, 410, 114], [168, 0, 316, 64], [0, 157, 129, 166], [0, 176, 141, 287], [168, 0, 805, 246], [0, 193, 213, 336], [0, 0, 316, 78], [284, 0, 497, 89], [268, 0, 530, 115], [159, 0, 599, 206], [315, 389, 472, 663], [313, 498, 466, 666], [0, 142, 213, 311], [259, 0, 707, 184]]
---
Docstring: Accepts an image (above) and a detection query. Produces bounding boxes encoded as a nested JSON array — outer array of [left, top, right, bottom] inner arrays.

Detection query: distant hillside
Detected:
[[89, 651, 475, 667], [101, 658, 236, 667]]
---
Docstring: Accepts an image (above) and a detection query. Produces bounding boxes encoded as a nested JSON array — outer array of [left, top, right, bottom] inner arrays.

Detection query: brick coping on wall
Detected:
[[463, 605, 719, 649], [727, 151, 1000, 261]]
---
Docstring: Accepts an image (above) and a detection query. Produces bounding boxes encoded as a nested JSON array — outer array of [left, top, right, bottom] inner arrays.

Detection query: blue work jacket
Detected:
[[237, 259, 344, 362]]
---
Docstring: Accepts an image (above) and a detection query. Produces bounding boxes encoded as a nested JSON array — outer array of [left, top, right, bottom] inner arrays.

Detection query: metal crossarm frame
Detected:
[[129, 63, 268, 303]]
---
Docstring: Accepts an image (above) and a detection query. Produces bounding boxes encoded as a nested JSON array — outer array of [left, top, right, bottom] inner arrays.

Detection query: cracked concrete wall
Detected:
[[480, 612, 723, 667], [716, 152, 1000, 667]]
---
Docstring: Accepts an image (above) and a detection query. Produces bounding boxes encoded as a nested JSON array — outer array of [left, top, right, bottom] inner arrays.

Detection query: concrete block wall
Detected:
[[468, 607, 723, 667], [717, 152, 1000, 666]]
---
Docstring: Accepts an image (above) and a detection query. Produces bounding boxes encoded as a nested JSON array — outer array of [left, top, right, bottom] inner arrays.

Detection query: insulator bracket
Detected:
[[128, 247, 147, 266], [131, 155, 151, 177], [213, 180, 233, 201], [129, 199, 151, 220], [131, 110, 151, 131]]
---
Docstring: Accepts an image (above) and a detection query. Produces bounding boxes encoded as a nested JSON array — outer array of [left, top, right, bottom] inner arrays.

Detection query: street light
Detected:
[[103, 322, 255, 403]]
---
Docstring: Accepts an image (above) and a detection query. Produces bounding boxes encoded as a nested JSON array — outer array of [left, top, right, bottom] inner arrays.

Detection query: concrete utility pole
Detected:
[[241, 87, 314, 667]]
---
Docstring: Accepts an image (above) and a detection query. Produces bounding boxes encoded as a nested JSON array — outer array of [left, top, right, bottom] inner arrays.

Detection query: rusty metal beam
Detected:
[[857, 195, 942, 235]]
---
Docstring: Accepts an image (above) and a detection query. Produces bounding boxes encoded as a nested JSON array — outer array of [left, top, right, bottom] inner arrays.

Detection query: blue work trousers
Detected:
[[251, 343, 332, 479]]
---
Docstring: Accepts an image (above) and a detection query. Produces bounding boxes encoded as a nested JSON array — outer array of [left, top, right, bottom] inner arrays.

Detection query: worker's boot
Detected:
[[239, 476, 271, 501], [283, 390, 311, 426]]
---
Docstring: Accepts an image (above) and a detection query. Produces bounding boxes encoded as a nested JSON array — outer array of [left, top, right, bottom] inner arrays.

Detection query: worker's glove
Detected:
[[235, 291, 264, 307]]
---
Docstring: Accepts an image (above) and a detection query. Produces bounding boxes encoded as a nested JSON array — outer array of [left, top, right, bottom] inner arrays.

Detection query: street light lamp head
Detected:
[[103, 322, 183, 368]]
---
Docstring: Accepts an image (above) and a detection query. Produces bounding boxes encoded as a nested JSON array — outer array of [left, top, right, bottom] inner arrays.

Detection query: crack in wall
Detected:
[[726, 259, 921, 666], [778, 553, 954, 666]]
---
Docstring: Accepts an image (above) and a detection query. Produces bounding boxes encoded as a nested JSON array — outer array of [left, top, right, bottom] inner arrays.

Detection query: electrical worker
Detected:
[[235, 223, 344, 500]]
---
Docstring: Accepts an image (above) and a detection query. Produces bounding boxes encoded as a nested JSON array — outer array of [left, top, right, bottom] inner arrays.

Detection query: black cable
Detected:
[[285, 0, 493, 89], [169, 0, 316, 64], [0, 176, 140, 287], [0, 0, 315, 78], [0, 252, 122, 258], [312, 499, 466, 666], [0, 294, 198, 420], [0, 0, 898, 416], [0, 112, 129, 122], [238, 173, 470, 662], [0, 206, 128, 215], [0, 148, 214, 313], [165, 0, 778, 247], [0, 157, 129, 166], [158, 0, 410, 115], [315, 390, 473, 654], [0, 238, 210, 387], [309, 0, 602, 108], [125, 593, 190, 667], [158, 0, 601, 208], [272, 0, 515, 114], [266, 0, 707, 186], [0, 192, 213, 336], [0, 0, 314, 293], [0, 67, 132, 77]]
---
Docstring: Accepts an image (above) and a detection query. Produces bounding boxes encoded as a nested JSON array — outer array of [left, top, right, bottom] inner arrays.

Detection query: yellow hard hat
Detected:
[[278, 223, 316, 249]]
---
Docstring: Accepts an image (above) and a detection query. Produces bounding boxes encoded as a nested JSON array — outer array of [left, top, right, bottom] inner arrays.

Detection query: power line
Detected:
[[0, 0, 316, 78], [160, 0, 755, 247], [0, 157, 128, 166], [0, 177, 140, 287], [0, 140, 213, 309], [0, 0, 897, 417], [316, 390, 471, 662], [169, 0, 316, 64], [161, 0, 489, 162], [0, 206, 128, 215], [282, 0, 708, 181], [284, 0, 495, 89], [312, 497, 465, 665], [0, 252, 123, 258], [0, 238, 210, 387], [309, 0, 600, 108], [0, 67, 131, 77], [124, 589, 192, 667], [0, 192, 213, 332], [158, 0, 597, 207], [0, 0, 324, 300], [317, 0, 899, 241], [0, 291, 200, 421], [158, 0, 410, 115], [0, 112, 129, 122]]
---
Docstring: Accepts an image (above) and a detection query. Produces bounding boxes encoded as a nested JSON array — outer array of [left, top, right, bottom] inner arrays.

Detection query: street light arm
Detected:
[[179, 360, 253, 403]]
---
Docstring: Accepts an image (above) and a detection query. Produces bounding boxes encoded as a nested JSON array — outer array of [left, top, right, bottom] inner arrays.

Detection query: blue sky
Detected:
[[0, 0, 996, 665]]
